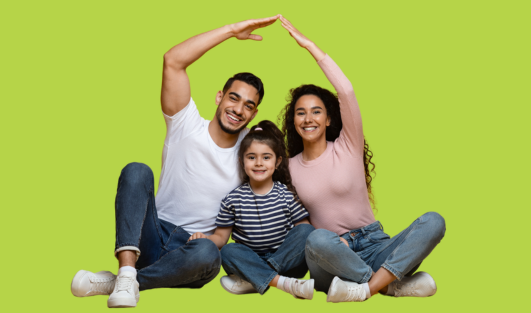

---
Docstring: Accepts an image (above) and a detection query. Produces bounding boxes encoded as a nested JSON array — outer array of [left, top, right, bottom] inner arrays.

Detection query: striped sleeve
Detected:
[[287, 192, 309, 224], [215, 196, 235, 227]]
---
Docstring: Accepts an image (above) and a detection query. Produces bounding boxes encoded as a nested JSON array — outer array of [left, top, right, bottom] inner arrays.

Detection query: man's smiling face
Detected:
[[215, 80, 259, 134]]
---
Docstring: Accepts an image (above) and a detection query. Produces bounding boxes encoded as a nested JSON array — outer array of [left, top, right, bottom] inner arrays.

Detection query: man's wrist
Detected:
[[224, 24, 236, 38]]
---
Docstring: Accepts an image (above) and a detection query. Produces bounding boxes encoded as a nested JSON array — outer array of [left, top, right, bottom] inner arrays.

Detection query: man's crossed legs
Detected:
[[71, 163, 221, 307]]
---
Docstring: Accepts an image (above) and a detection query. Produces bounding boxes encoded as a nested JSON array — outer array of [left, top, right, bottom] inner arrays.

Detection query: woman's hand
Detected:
[[279, 15, 313, 48], [339, 237, 349, 248], [280, 15, 326, 62], [229, 15, 280, 41], [188, 232, 207, 241]]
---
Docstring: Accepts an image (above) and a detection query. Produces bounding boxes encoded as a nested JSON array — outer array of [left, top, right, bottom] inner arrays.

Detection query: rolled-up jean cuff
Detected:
[[360, 267, 373, 283], [267, 258, 281, 273], [258, 271, 279, 295], [114, 246, 141, 261], [381, 263, 402, 280]]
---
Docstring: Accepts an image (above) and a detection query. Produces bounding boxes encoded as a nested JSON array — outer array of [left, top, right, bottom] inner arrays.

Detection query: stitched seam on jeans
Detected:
[[306, 246, 371, 283], [382, 263, 402, 280], [267, 258, 281, 273]]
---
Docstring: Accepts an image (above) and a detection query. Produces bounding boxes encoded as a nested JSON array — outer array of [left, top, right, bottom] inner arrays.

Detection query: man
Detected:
[[71, 15, 280, 308]]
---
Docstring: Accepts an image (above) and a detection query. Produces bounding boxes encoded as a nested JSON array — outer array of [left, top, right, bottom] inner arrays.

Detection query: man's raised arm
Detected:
[[161, 15, 280, 116]]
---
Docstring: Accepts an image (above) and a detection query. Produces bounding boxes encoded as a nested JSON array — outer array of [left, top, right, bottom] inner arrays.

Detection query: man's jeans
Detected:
[[114, 163, 221, 291], [220, 224, 315, 294], [305, 212, 445, 292]]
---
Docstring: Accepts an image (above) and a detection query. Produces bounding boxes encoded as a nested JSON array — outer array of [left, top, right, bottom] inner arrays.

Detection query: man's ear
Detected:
[[215, 91, 223, 106], [276, 156, 282, 169], [250, 108, 258, 122]]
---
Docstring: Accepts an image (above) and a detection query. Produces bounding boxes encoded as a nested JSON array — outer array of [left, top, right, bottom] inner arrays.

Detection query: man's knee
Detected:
[[189, 238, 221, 269], [120, 162, 153, 186]]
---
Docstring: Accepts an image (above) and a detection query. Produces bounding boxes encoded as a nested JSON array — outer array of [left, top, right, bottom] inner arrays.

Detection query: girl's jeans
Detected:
[[220, 223, 315, 294], [114, 163, 221, 291], [305, 212, 445, 292]]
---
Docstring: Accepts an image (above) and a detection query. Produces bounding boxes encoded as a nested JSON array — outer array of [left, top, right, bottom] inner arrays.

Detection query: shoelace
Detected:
[[89, 275, 115, 294], [116, 275, 135, 292], [345, 284, 365, 302]]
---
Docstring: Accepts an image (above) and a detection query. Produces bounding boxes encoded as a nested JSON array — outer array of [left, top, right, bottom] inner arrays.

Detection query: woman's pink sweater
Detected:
[[289, 54, 376, 235]]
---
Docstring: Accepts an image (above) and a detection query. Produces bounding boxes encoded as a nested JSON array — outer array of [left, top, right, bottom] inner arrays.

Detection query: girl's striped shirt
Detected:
[[215, 182, 309, 252]]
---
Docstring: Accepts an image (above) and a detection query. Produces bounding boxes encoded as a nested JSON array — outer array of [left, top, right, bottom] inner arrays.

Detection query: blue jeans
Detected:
[[220, 224, 315, 294], [305, 212, 445, 292], [114, 163, 221, 291]]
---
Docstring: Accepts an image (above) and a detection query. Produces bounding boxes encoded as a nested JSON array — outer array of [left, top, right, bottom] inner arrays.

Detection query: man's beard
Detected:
[[216, 108, 248, 135]]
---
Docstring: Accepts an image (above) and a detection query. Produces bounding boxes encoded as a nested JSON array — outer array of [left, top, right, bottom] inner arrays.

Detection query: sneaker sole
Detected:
[[108, 296, 139, 308], [220, 277, 258, 295]]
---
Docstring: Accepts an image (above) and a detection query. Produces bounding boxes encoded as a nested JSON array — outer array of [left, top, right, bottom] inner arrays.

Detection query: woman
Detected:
[[279, 16, 446, 302]]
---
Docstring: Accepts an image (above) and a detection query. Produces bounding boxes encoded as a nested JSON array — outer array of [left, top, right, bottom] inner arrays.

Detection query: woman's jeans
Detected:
[[305, 212, 445, 292], [220, 224, 315, 294], [114, 163, 221, 291]]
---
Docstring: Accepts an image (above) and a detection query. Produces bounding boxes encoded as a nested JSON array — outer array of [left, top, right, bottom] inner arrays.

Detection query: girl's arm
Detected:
[[188, 226, 233, 249], [294, 217, 310, 226], [280, 16, 364, 155]]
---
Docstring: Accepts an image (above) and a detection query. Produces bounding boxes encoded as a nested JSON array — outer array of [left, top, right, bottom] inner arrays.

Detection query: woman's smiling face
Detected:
[[293, 94, 330, 144]]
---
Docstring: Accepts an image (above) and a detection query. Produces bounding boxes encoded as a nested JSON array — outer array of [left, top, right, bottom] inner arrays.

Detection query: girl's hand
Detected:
[[188, 232, 207, 241], [280, 15, 313, 49]]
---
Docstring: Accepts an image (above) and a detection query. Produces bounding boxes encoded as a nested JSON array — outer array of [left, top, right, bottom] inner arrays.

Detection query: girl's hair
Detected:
[[238, 120, 299, 199], [278, 84, 376, 210]]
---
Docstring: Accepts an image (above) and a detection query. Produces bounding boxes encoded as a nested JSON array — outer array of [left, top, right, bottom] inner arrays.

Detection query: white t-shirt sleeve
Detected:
[[163, 97, 204, 146]]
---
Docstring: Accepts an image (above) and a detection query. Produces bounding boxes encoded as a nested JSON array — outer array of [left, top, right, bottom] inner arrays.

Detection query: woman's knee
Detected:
[[305, 229, 337, 254], [420, 212, 446, 240]]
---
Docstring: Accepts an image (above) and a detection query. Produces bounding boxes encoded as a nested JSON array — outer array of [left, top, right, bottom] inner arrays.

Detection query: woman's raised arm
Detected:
[[280, 16, 364, 155]]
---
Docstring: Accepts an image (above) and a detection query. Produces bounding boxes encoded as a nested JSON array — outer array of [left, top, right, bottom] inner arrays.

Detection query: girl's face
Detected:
[[243, 141, 282, 185], [293, 95, 331, 144]]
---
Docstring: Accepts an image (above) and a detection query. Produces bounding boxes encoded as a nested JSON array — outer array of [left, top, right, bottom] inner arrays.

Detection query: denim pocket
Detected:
[[366, 230, 390, 243]]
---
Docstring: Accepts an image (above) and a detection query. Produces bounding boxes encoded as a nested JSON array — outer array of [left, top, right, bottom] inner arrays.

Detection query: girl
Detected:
[[278, 16, 446, 302], [188, 120, 316, 299]]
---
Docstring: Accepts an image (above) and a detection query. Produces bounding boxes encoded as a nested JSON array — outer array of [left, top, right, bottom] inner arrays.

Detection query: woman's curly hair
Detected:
[[278, 84, 376, 210], [238, 120, 300, 201]]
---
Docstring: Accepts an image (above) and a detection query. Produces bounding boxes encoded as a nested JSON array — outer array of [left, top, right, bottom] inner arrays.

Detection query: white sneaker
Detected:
[[284, 278, 314, 300], [387, 271, 437, 297], [327, 276, 367, 302], [71, 270, 116, 297], [220, 275, 258, 294], [107, 271, 140, 308]]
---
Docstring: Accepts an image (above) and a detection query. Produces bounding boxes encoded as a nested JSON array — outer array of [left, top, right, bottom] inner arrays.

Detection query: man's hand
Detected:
[[229, 15, 280, 41], [339, 237, 349, 248], [188, 232, 208, 241]]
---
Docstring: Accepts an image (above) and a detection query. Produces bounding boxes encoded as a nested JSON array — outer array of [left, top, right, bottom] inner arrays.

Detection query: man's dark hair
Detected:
[[222, 72, 264, 105]]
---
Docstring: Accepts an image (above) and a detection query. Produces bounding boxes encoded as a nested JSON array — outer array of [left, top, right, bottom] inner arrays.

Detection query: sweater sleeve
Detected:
[[317, 55, 364, 156]]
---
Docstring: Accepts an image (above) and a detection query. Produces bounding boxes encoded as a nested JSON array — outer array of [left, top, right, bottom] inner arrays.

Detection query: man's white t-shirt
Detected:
[[155, 98, 248, 235]]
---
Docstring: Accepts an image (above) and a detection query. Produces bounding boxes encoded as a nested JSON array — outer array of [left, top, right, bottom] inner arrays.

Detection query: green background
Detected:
[[2, 0, 529, 311]]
